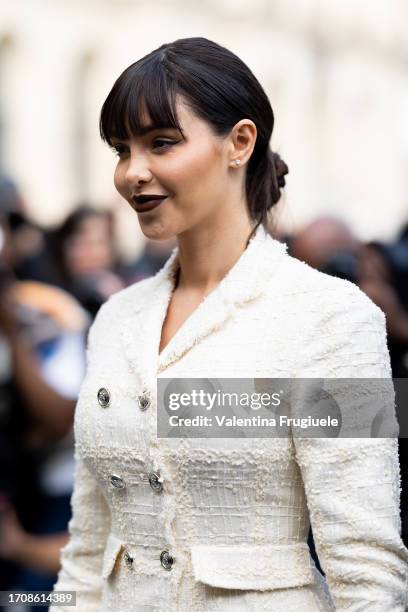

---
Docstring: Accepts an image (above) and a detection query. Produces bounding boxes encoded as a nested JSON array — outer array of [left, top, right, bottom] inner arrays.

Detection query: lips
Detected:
[[131, 194, 168, 213]]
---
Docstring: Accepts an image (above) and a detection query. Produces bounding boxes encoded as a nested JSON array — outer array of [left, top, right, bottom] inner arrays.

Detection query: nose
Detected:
[[124, 153, 152, 187]]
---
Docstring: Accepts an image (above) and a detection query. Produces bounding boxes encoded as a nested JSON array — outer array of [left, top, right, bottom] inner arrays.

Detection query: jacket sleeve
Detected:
[[50, 304, 111, 611], [293, 284, 408, 611]]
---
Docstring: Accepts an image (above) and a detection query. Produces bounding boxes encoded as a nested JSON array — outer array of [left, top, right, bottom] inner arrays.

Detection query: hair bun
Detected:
[[272, 151, 289, 189]]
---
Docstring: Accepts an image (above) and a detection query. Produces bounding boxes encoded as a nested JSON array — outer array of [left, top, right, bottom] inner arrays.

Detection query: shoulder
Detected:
[[271, 253, 390, 376], [269, 249, 385, 326]]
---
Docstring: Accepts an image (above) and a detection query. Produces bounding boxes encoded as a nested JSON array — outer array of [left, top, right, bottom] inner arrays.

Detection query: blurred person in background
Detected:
[[289, 216, 360, 274], [48, 205, 125, 318], [0, 494, 68, 582], [121, 236, 176, 284], [0, 174, 57, 286], [358, 239, 408, 377], [0, 183, 89, 609], [6, 211, 57, 287]]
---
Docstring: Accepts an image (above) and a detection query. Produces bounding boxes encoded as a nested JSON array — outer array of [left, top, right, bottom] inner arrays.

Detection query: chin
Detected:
[[139, 220, 177, 242]]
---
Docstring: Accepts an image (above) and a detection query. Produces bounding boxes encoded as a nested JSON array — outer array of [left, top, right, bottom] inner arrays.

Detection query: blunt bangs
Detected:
[[99, 56, 184, 146]]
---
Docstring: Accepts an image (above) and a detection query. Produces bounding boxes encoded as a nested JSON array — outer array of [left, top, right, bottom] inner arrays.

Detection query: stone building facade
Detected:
[[1, 0, 407, 254]]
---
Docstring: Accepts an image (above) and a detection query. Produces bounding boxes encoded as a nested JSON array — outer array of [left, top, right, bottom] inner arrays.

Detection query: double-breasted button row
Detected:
[[123, 549, 175, 571], [109, 472, 163, 492], [97, 387, 152, 412]]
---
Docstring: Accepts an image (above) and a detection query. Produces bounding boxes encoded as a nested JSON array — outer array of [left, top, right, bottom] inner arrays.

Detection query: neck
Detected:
[[175, 217, 258, 293]]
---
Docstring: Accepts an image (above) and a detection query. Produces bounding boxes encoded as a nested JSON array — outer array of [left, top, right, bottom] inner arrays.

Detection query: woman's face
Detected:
[[112, 98, 234, 240], [64, 216, 114, 277]]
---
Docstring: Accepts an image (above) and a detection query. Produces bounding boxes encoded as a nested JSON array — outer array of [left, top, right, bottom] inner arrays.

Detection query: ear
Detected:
[[228, 119, 257, 168]]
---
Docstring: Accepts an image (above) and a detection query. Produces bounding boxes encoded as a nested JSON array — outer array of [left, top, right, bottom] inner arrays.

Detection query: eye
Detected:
[[152, 138, 178, 150], [111, 143, 128, 158]]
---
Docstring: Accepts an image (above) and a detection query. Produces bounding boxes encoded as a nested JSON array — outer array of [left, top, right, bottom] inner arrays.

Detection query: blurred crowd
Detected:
[[0, 172, 407, 609], [0, 174, 175, 610]]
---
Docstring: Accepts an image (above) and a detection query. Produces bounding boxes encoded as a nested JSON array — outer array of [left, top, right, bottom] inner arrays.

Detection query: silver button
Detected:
[[148, 471, 163, 493], [97, 387, 110, 408], [110, 474, 126, 489], [138, 392, 151, 411], [123, 550, 133, 568], [160, 550, 174, 570]]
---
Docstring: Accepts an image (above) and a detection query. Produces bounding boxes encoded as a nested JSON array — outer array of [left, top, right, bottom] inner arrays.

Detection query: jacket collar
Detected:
[[119, 225, 288, 384]]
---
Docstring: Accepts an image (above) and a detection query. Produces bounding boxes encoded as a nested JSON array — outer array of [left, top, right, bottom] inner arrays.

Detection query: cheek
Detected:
[[113, 164, 126, 196], [162, 145, 223, 193]]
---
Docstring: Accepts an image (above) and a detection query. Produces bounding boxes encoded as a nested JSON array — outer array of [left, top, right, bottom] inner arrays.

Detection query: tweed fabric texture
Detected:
[[51, 225, 408, 611]]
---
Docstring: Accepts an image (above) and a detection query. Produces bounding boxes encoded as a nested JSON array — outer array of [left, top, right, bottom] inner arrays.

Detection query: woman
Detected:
[[51, 37, 408, 611], [49, 205, 124, 318]]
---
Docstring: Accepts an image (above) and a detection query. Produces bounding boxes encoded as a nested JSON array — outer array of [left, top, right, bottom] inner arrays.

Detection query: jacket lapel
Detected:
[[119, 225, 288, 384], [118, 246, 178, 390]]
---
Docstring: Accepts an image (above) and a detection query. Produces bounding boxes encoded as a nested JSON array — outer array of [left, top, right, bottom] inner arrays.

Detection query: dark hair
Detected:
[[48, 204, 114, 282], [100, 37, 288, 237]]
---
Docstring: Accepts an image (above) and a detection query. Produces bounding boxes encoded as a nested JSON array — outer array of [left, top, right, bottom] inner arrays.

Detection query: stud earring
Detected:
[[234, 159, 241, 167]]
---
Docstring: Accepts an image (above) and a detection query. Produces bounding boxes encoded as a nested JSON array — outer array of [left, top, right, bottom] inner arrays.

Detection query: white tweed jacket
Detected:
[[51, 225, 408, 611]]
